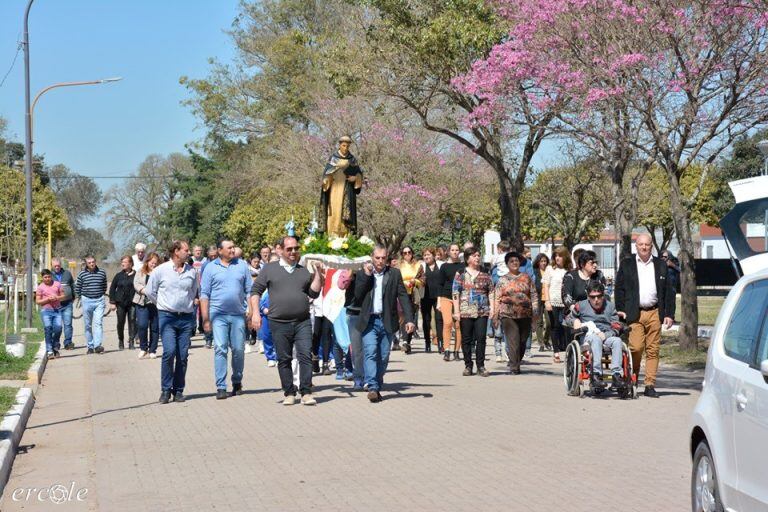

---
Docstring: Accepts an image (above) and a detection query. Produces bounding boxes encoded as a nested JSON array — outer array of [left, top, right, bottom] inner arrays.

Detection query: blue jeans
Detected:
[[212, 314, 246, 390], [361, 316, 394, 392], [40, 309, 62, 353], [259, 318, 276, 361], [59, 302, 73, 346], [159, 311, 195, 393], [348, 313, 364, 387], [491, 324, 507, 357], [135, 303, 159, 353], [587, 333, 623, 375], [82, 296, 105, 349]]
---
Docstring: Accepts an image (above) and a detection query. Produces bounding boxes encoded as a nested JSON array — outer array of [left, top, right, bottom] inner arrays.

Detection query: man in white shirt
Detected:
[[614, 233, 676, 398]]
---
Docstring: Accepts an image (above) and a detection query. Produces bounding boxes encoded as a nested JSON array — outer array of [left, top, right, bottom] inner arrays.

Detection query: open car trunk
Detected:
[[719, 175, 768, 276]]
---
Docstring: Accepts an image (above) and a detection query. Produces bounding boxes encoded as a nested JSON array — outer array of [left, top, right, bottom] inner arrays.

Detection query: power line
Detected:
[[46, 174, 175, 180], [0, 40, 22, 89]]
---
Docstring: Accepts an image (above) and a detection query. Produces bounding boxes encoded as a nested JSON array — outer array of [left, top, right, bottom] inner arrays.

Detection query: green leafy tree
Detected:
[[0, 165, 71, 263], [521, 162, 611, 250], [710, 130, 768, 221], [46, 164, 102, 229], [55, 228, 114, 261]]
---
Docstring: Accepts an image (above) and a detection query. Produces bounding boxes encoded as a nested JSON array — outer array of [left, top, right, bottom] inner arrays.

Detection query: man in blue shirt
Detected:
[[200, 238, 253, 400]]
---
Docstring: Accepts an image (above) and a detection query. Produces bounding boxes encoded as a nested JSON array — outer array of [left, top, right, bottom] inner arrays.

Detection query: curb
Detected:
[[0, 388, 35, 494], [25, 343, 48, 396]]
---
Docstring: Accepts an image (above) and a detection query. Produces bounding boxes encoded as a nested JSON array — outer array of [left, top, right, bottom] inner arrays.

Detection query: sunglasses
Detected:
[[284, 247, 299, 253], [588, 294, 604, 299], [402, 250, 412, 255]]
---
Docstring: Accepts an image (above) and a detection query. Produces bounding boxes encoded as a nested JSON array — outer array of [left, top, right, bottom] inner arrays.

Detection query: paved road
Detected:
[[1, 313, 701, 511]]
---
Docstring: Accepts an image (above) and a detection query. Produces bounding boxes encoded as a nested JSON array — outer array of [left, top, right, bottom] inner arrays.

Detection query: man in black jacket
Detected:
[[614, 234, 675, 398], [355, 245, 415, 402]]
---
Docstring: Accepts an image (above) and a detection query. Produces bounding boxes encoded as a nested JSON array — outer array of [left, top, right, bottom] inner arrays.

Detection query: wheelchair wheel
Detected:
[[564, 341, 582, 397], [619, 342, 637, 399]]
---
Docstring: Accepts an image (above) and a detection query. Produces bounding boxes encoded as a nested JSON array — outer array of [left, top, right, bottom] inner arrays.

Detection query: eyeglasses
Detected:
[[284, 247, 299, 253], [588, 294, 604, 299]]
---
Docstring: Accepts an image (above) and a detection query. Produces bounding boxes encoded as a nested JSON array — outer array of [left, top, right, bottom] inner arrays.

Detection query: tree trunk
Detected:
[[494, 163, 524, 251], [668, 175, 698, 350], [608, 164, 635, 260]]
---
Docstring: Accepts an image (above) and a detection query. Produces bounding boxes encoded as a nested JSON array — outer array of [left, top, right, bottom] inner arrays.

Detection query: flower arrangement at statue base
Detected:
[[299, 234, 374, 269]]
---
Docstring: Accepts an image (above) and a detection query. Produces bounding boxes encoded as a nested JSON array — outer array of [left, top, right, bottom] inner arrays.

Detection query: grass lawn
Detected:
[[675, 295, 725, 326], [0, 309, 43, 380], [0, 386, 19, 416], [660, 338, 709, 370]]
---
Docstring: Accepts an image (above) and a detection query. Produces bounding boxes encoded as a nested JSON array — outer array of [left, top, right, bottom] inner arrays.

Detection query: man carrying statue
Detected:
[[320, 135, 363, 237]]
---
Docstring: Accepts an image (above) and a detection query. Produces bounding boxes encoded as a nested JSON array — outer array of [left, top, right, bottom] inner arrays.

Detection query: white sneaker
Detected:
[[282, 395, 296, 406], [149, 352, 157, 359], [267, 360, 277, 367], [138, 351, 147, 359], [245, 344, 253, 354], [524, 350, 532, 359], [258, 341, 264, 354], [496, 356, 503, 363], [301, 393, 317, 406]]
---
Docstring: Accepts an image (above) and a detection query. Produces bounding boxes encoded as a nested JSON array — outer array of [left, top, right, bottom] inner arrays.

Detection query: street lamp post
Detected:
[[21, 0, 122, 327]]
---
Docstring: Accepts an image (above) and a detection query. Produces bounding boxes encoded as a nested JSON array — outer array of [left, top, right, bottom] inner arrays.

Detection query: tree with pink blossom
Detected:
[[462, 0, 768, 349]]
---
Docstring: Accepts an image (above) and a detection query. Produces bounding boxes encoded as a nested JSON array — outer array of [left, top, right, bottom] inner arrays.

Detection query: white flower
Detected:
[[358, 235, 374, 246], [303, 236, 315, 245], [329, 238, 345, 250]]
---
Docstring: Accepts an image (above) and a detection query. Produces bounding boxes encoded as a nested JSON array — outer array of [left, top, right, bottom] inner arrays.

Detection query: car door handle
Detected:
[[735, 392, 748, 411]]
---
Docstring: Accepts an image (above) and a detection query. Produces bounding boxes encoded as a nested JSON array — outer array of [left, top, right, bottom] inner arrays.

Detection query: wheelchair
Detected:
[[563, 324, 637, 399]]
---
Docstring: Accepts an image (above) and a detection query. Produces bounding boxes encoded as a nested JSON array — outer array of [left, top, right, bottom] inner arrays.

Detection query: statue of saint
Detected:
[[320, 136, 363, 237]]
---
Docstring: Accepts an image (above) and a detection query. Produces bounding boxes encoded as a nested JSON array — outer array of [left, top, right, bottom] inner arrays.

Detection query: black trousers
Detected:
[[116, 303, 136, 344], [502, 317, 532, 372], [311, 316, 335, 363], [271, 318, 313, 396], [548, 306, 568, 352], [460, 316, 488, 370], [399, 294, 418, 344], [420, 297, 443, 352]]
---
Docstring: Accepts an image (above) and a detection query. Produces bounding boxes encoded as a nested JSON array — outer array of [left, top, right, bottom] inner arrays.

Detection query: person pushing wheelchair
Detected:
[[569, 281, 624, 392]]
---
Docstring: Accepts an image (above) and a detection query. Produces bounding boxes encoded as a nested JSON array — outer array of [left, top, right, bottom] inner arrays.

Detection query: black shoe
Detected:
[[216, 389, 228, 400], [591, 372, 606, 390], [391, 342, 401, 351], [118, 341, 125, 350], [173, 391, 185, 403], [462, 367, 473, 376], [53, 350, 60, 358], [312, 357, 321, 374], [402, 342, 412, 354], [205, 341, 212, 349], [231, 383, 243, 396], [643, 386, 659, 398], [511, 368, 522, 375], [611, 373, 625, 390], [128, 341, 135, 350], [453, 351, 460, 361], [159, 391, 171, 404], [322, 365, 332, 376], [443, 351, 451, 362], [95, 346, 104, 354], [87, 348, 94, 354], [477, 367, 490, 377], [64, 343, 74, 350], [367, 390, 381, 403]]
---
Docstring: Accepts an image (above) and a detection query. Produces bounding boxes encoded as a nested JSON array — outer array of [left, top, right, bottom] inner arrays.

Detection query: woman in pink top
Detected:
[[36, 269, 66, 357]]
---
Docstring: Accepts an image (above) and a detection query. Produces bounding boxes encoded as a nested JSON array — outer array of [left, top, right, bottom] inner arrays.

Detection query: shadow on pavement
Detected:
[[27, 402, 157, 430]]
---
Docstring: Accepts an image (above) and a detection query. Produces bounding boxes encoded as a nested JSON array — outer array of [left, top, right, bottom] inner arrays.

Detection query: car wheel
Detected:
[[691, 441, 724, 512]]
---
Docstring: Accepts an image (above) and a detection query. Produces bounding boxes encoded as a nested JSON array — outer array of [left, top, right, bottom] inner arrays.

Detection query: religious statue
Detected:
[[320, 136, 363, 237], [284, 216, 296, 237]]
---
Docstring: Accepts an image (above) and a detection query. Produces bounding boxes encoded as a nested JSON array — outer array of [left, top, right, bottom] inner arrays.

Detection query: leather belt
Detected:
[[639, 305, 658, 312]]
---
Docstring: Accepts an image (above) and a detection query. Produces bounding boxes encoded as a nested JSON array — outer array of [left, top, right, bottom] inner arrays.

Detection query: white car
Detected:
[[690, 177, 768, 512]]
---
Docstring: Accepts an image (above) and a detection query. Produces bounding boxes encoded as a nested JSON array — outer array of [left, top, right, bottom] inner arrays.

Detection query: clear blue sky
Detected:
[[0, 0, 238, 186]]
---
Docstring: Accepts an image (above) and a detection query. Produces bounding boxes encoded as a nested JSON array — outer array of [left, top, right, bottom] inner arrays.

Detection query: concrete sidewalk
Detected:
[[1, 313, 700, 511]]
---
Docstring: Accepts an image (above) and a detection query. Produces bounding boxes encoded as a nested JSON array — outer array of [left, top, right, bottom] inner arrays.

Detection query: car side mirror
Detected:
[[761, 360, 768, 383]]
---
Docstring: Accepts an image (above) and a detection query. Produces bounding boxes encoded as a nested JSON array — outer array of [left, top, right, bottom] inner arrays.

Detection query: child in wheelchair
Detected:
[[568, 281, 625, 392]]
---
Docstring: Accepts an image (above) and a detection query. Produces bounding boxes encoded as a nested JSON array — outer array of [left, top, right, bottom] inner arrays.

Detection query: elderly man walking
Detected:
[[74, 256, 108, 354], [355, 245, 415, 403], [51, 258, 75, 350], [146, 240, 199, 404], [201, 239, 252, 399], [249, 236, 325, 406], [615, 233, 675, 398], [132, 243, 146, 272]]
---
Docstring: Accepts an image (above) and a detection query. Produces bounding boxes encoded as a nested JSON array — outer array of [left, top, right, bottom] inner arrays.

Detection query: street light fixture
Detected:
[[21, 0, 121, 327]]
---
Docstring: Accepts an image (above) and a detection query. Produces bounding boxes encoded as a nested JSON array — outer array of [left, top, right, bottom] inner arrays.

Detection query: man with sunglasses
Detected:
[[571, 281, 624, 391], [249, 236, 325, 406]]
